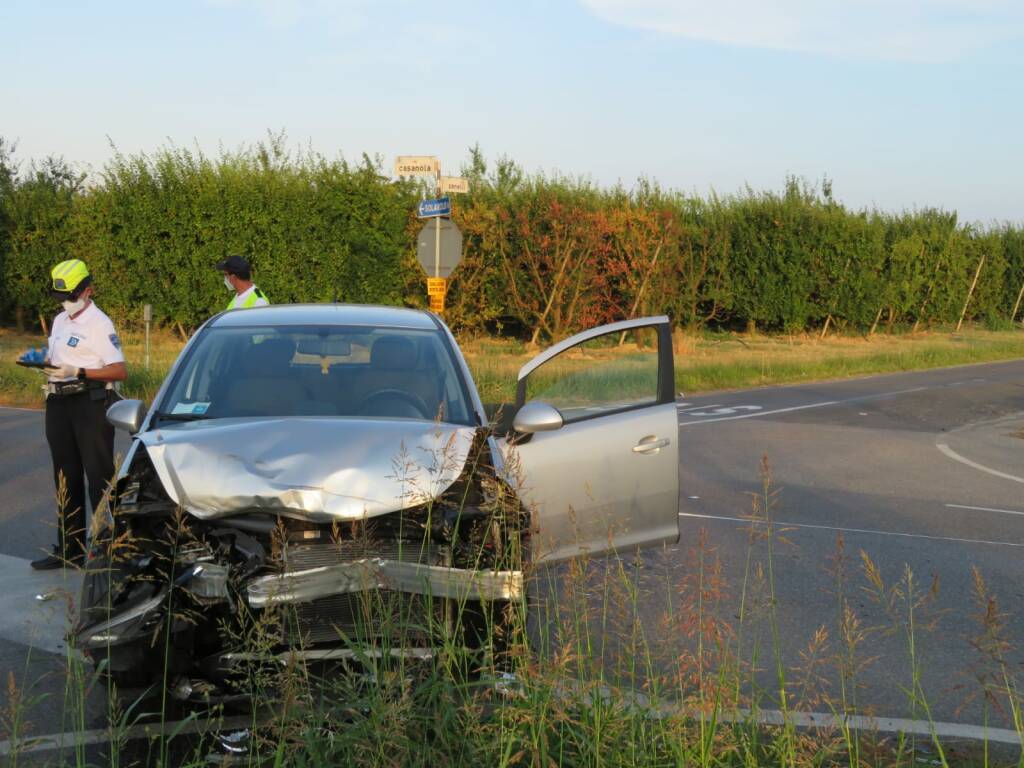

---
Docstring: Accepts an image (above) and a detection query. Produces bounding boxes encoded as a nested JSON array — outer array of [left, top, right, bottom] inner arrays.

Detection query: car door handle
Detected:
[[632, 436, 670, 454]]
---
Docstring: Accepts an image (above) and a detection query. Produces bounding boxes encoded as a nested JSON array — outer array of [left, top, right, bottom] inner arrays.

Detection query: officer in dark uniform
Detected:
[[29, 260, 127, 570]]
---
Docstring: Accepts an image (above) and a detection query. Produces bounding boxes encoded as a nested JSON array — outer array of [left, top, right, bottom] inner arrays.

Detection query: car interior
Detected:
[[186, 330, 459, 422]]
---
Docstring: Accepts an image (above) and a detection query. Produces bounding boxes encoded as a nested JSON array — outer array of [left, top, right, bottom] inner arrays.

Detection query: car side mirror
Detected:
[[512, 401, 564, 434], [107, 399, 147, 434]]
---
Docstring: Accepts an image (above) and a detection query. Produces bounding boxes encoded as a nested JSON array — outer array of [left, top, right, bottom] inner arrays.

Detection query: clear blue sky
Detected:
[[3, 0, 1022, 224]]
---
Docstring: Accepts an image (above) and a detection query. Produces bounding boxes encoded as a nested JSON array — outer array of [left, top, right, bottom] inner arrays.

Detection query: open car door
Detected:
[[501, 317, 680, 564]]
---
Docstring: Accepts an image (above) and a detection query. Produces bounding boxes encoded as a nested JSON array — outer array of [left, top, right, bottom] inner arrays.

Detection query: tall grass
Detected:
[[4, 442, 1024, 767]]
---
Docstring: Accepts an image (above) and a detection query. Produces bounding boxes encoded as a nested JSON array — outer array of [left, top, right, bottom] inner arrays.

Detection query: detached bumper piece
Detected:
[[246, 559, 525, 607]]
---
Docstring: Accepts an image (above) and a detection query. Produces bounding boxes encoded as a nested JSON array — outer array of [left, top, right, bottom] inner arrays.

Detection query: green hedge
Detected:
[[1, 139, 1022, 339]]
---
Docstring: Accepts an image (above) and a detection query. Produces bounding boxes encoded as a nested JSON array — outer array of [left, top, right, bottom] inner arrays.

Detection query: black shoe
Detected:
[[30, 549, 83, 571]]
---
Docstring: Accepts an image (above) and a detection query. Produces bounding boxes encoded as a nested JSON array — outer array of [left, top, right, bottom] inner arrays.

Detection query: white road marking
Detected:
[[0, 554, 81, 655], [936, 443, 1024, 485], [680, 400, 839, 425], [0, 715, 257, 757], [0, 405, 42, 413], [678, 512, 1024, 548], [686, 405, 763, 417], [677, 403, 720, 412], [945, 503, 1024, 517], [678, 386, 929, 426], [2, 702, 1019, 757]]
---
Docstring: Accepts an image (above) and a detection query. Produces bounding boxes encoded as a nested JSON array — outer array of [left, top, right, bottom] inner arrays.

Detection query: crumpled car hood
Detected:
[[140, 418, 478, 522]]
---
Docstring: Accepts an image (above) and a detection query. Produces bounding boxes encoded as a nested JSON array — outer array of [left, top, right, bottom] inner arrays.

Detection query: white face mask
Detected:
[[224, 275, 234, 291], [62, 297, 87, 315]]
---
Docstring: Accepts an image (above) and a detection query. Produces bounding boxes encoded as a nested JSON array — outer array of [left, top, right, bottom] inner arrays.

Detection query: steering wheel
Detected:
[[355, 389, 431, 419]]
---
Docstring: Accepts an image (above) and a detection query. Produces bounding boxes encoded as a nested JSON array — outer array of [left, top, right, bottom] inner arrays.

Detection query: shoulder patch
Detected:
[[109, 333, 122, 350]]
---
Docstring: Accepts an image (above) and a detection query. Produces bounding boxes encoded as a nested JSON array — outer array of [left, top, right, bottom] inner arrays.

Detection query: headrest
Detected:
[[370, 336, 416, 371], [250, 338, 296, 369]]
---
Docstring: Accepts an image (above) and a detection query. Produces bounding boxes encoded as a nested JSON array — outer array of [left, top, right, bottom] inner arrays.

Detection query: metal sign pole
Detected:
[[434, 216, 441, 279], [434, 164, 442, 279]]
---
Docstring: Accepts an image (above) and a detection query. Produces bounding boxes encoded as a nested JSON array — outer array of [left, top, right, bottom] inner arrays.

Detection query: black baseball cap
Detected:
[[216, 255, 251, 277]]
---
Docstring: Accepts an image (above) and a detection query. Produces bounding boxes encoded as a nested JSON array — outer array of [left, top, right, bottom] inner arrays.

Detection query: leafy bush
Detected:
[[1, 138, 1021, 340]]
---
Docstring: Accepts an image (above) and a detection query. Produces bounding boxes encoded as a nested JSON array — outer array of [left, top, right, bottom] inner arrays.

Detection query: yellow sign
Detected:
[[427, 278, 447, 295], [429, 293, 445, 312]]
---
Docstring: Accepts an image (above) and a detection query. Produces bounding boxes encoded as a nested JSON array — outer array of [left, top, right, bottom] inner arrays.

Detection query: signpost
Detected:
[[417, 196, 451, 218], [396, 156, 469, 313], [439, 176, 469, 194], [393, 156, 439, 176], [416, 219, 462, 279]]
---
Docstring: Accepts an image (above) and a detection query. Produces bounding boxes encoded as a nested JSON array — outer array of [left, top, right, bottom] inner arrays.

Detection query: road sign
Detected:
[[439, 176, 470, 194], [417, 219, 462, 278], [417, 197, 451, 218], [394, 156, 439, 176], [426, 278, 447, 295], [429, 294, 445, 312]]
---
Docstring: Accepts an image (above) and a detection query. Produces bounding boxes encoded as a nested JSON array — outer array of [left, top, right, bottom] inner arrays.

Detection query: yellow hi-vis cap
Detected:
[[50, 259, 90, 296]]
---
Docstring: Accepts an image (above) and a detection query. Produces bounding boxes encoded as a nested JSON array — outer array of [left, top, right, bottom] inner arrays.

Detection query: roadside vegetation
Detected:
[[3, 325, 1024, 409], [3, 459, 1022, 766], [0, 136, 1022, 344]]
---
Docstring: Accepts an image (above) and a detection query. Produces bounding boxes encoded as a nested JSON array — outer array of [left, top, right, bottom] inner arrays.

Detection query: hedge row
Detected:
[[1, 139, 1022, 339]]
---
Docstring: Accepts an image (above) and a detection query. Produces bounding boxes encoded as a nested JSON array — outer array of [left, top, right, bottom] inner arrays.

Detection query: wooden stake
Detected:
[[956, 254, 986, 333], [38, 313, 49, 337], [869, 306, 884, 336], [1010, 279, 1024, 323], [820, 314, 833, 340]]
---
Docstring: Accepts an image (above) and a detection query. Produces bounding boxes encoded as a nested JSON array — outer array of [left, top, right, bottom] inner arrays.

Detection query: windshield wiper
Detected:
[[153, 411, 211, 422]]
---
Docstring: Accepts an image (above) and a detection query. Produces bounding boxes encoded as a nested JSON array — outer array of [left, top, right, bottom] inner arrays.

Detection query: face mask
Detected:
[[224, 276, 234, 291], [62, 297, 87, 315]]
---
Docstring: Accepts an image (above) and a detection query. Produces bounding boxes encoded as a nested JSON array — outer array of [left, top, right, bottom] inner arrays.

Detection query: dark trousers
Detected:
[[45, 390, 115, 560]]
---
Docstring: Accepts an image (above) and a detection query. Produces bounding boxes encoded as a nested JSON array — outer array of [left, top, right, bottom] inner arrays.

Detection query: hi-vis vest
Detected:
[[226, 287, 269, 310]]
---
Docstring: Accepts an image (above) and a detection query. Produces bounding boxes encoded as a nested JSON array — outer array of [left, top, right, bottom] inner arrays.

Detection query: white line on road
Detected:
[[680, 400, 839, 425], [3, 698, 1020, 757], [936, 443, 1024, 485], [678, 386, 929, 425], [0, 715, 257, 757], [0, 405, 42, 413], [945, 503, 1024, 516], [678, 512, 1024, 548]]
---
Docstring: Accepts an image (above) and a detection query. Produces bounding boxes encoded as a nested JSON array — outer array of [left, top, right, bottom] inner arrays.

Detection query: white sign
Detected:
[[394, 156, 439, 176], [439, 176, 470, 194]]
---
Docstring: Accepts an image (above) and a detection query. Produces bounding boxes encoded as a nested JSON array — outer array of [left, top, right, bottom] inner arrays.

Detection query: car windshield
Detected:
[[158, 324, 475, 425]]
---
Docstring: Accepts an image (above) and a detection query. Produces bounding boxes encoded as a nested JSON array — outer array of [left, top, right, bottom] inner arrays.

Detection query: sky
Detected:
[[2, 0, 1022, 224]]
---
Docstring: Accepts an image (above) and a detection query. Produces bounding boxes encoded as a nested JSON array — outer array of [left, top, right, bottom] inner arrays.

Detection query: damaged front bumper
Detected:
[[246, 559, 525, 607]]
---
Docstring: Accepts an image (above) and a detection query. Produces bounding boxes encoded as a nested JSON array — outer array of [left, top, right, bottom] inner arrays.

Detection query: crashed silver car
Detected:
[[76, 305, 679, 694]]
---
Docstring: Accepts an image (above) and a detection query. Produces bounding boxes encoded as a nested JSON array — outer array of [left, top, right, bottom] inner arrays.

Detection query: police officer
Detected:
[[217, 255, 269, 310], [30, 259, 127, 570]]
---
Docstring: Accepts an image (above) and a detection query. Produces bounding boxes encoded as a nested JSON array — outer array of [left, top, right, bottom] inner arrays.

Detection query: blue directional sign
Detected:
[[417, 196, 451, 218]]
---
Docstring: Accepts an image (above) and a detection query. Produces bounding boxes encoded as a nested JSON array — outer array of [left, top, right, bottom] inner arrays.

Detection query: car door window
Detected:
[[523, 325, 662, 422]]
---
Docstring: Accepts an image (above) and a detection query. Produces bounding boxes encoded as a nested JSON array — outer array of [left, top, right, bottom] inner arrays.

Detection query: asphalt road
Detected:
[[1, 358, 1023, 744], [670, 359, 1024, 725]]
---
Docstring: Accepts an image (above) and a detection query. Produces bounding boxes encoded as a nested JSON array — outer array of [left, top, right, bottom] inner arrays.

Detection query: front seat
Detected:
[[351, 336, 437, 418], [227, 338, 308, 416]]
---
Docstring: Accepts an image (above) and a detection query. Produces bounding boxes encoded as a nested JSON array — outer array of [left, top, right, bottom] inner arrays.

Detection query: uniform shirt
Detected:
[[48, 302, 125, 382], [226, 285, 269, 310]]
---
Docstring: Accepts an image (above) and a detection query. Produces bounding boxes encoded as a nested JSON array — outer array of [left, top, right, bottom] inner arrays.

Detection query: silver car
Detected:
[[76, 304, 679, 694]]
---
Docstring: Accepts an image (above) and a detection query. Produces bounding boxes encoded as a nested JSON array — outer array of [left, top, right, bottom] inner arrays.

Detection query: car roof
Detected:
[[208, 304, 440, 330]]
